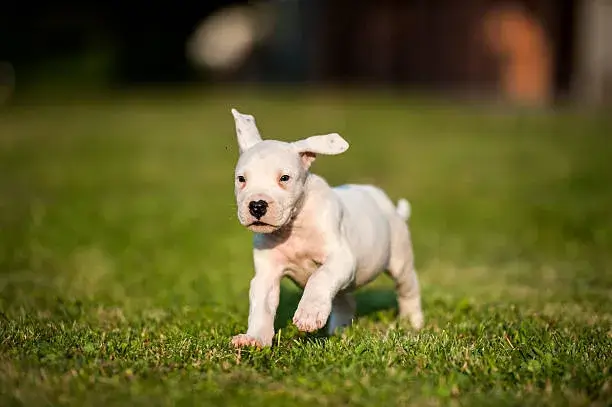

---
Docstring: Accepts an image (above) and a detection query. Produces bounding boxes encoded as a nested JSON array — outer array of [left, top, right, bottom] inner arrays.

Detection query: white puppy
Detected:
[[229, 108, 424, 348]]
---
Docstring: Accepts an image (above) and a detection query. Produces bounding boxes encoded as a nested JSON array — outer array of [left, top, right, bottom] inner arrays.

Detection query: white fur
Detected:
[[229, 109, 424, 348]]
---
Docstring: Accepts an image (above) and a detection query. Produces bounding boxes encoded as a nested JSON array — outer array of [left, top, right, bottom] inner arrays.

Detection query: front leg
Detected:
[[327, 292, 356, 335], [232, 250, 283, 348], [293, 241, 356, 332]]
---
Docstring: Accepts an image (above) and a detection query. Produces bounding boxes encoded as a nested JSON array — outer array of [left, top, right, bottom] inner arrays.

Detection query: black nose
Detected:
[[248, 200, 268, 219]]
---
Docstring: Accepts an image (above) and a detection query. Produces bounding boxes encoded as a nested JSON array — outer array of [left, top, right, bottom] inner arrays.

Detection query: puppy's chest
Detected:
[[273, 230, 326, 287]]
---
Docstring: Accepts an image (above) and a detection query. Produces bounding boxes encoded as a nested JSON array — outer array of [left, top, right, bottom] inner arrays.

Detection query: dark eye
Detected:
[[279, 174, 291, 182], [237, 175, 246, 183]]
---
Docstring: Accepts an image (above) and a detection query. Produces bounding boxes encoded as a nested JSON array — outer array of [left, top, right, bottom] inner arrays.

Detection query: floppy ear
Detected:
[[231, 108, 263, 153], [291, 133, 349, 170]]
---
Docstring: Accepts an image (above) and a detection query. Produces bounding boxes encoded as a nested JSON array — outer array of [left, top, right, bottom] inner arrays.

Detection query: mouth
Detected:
[[249, 221, 271, 227], [246, 221, 280, 233]]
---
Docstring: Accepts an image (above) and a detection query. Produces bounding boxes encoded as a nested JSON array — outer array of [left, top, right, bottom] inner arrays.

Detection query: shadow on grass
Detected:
[[274, 286, 399, 342]]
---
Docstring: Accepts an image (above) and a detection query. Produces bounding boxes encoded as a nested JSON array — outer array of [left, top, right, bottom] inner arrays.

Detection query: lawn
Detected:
[[0, 89, 611, 406]]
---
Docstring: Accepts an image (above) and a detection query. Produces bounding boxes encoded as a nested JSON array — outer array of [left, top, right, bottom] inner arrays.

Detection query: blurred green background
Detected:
[[1, 91, 611, 406]]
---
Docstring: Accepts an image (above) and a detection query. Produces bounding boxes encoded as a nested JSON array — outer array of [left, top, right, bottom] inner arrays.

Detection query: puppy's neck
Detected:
[[266, 172, 330, 241], [293, 171, 329, 219]]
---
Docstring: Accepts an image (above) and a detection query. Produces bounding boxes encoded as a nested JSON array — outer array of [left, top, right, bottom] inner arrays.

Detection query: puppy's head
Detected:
[[230, 108, 349, 233]]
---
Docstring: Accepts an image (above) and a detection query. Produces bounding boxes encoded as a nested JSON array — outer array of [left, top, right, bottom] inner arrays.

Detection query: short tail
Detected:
[[396, 198, 411, 221]]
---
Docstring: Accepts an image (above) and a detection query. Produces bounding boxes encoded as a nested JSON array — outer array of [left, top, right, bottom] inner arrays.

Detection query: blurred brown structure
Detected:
[[573, 0, 612, 105], [303, 0, 611, 106], [3, 0, 610, 106]]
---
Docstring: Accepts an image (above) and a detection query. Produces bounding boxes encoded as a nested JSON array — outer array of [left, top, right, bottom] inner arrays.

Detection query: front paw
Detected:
[[292, 298, 332, 332], [231, 334, 264, 348]]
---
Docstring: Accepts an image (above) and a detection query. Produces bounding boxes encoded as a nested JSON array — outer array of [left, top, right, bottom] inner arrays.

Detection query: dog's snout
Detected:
[[248, 200, 268, 219]]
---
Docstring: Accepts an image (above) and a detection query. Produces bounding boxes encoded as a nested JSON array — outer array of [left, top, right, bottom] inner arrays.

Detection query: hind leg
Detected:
[[387, 221, 424, 329], [327, 292, 356, 335]]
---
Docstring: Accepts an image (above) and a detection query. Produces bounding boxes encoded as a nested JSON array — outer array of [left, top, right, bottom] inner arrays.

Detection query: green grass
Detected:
[[0, 89, 611, 406]]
